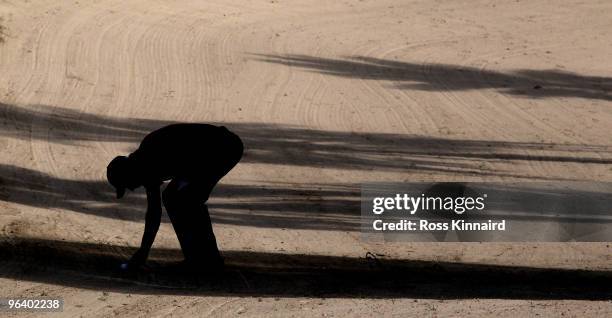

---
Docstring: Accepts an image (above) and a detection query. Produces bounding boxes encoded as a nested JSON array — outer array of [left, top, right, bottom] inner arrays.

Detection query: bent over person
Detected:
[[106, 123, 243, 272]]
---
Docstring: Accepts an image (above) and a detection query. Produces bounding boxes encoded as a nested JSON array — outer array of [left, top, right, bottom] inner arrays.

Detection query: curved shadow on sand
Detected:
[[2, 103, 611, 176], [2, 163, 612, 233], [0, 164, 361, 231], [254, 54, 612, 101]]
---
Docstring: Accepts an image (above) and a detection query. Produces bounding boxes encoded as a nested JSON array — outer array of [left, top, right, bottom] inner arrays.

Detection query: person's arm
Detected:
[[128, 185, 162, 267]]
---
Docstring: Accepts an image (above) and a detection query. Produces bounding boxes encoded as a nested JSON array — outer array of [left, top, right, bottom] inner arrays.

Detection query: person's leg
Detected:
[[163, 179, 223, 269], [163, 135, 243, 269]]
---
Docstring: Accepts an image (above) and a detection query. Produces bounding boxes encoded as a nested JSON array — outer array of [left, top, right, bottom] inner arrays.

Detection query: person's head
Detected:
[[106, 156, 141, 198]]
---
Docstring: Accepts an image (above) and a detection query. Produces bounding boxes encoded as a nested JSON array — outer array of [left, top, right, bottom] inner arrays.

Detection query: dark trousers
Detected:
[[162, 134, 243, 268], [163, 181, 222, 267]]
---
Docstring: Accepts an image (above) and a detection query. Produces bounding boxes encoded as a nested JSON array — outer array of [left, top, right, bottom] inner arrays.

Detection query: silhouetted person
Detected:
[[107, 123, 243, 272]]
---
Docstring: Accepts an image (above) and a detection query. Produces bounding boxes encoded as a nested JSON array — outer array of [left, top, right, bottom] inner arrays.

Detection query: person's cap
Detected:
[[107, 156, 130, 199]]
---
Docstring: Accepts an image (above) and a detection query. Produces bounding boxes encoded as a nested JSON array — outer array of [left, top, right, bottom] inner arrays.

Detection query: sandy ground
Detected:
[[1, 0, 612, 316]]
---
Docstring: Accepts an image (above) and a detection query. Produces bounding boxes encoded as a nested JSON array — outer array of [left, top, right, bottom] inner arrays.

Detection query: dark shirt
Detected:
[[129, 123, 242, 187]]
